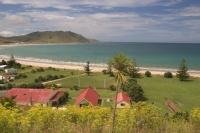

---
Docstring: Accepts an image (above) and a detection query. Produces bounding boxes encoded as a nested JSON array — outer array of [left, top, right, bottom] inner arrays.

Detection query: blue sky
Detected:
[[0, 0, 200, 43]]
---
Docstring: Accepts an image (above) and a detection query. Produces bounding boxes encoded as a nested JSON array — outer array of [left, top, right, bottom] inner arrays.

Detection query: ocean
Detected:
[[0, 42, 200, 70]]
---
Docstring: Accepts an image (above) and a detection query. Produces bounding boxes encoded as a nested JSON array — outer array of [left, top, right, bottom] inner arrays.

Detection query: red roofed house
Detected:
[[6, 88, 66, 106], [75, 86, 101, 107], [116, 91, 131, 108]]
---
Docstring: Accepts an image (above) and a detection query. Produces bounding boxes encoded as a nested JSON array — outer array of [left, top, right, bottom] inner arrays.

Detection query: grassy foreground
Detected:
[[0, 103, 200, 133], [11, 66, 200, 112]]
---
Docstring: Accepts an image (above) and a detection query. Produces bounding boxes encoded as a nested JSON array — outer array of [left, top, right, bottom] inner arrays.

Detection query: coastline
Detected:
[[0, 42, 92, 47], [1, 54, 200, 77]]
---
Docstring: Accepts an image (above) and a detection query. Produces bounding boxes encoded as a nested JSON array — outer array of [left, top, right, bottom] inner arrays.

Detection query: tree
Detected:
[[128, 64, 140, 78], [122, 79, 146, 102], [109, 53, 133, 133], [7, 54, 21, 68], [0, 60, 7, 65], [84, 61, 91, 76], [107, 60, 114, 76], [177, 59, 189, 81], [10, 54, 15, 62]]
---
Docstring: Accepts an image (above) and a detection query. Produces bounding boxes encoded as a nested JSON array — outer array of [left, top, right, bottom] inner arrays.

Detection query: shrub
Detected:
[[31, 69, 36, 73], [0, 83, 13, 90], [59, 75, 65, 78], [15, 74, 27, 79], [145, 71, 152, 77], [109, 85, 116, 91], [122, 79, 147, 102], [70, 85, 80, 91], [46, 74, 53, 80], [0, 80, 4, 84], [109, 72, 114, 77], [102, 70, 107, 75], [172, 112, 189, 121], [164, 71, 173, 78], [0, 97, 16, 109], [36, 67, 45, 72], [191, 107, 200, 123], [70, 71, 74, 75]]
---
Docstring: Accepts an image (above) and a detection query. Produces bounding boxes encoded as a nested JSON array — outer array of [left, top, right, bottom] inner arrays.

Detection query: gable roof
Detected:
[[75, 86, 100, 106], [116, 91, 131, 104], [6, 88, 64, 105]]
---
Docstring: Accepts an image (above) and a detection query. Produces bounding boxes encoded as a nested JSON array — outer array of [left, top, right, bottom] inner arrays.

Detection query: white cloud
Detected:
[[0, 10, 159, 40], [0, 0, 71, 9], [0, 0, 182, 9], [180, 6, 200, 17], [0, 1, 199, 42], [0, 30, 15, 36]]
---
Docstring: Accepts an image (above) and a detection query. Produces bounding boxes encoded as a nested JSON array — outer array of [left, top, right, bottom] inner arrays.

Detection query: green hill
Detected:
[[0, 31, 95, 44]]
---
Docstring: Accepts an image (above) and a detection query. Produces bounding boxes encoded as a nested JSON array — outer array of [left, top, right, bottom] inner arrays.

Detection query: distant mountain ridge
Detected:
[[0, 31, 96, 44]]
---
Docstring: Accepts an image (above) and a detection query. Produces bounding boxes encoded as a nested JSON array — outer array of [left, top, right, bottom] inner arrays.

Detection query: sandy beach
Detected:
[[1, 54, 200, 77]]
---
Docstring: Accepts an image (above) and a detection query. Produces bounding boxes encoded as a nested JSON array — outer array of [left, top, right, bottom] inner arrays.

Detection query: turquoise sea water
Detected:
[[0, 42, 200, 70]]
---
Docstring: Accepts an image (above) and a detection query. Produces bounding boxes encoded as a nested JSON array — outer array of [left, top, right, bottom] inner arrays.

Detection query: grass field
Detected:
[[11, 66, 200, 112]]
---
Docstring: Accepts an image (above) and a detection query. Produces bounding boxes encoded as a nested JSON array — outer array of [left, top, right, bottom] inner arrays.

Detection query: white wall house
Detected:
[[0, 65, 7, 70], [116, 92, 131, 108]]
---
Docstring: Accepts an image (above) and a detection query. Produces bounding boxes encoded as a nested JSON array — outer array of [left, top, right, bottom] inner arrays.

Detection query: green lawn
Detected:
[[138, 76, 200, 111], [13, 66, 78, 86], [11, 67, 200, 111]]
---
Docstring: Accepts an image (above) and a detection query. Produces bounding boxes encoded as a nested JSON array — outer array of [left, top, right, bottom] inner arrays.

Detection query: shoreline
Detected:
[[0, 55, 200, 77], [0, 42, 94, 47]]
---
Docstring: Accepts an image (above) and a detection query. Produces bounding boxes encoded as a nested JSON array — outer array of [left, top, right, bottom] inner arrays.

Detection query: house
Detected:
[[75, 86, 101, 107], [116, 91, 131, 108], [5, 88, 66, 106], [0, 74, 15, 82], [5, 68, 17, 75], [0, 65, 7, 70], [0, 75, 5, 81]]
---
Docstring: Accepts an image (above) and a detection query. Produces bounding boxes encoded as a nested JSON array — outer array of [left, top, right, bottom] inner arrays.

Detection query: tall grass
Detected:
[[0, 103, 199, 133]]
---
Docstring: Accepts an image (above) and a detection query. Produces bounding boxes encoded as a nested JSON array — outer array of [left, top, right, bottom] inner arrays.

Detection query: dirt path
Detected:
[[42, 73, 85, 85]]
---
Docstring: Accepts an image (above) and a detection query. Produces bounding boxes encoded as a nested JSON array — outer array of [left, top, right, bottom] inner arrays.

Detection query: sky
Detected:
[[0, 0, 200, 43]]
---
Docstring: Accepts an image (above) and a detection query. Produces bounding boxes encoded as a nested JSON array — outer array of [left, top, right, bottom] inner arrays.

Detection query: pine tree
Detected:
[[177, 59, 189, 81], [84, 61, 91, 76]]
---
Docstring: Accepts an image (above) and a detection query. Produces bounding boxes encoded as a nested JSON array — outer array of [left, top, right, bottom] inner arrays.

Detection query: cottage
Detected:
[[75, 86, 101, 107], [116, 91, 131, 108], [0, 75, 5, 81], [0, 65, 7, 70], [5, 88, 66, 106]]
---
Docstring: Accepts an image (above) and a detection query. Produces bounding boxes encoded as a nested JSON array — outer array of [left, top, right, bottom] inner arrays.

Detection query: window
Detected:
[[121, 103, 125, 106]]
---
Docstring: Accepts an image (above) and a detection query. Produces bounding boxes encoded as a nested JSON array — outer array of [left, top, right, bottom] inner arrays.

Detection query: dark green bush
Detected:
[[172, 112, 189, 121], [109, 85, 116, 91], [164, 71, 173, 78], [59, 75, 65, 78], [70, 85, 80, 91], [102, 70, 107, 74], [145, 71, 152, 77], [15, 74, 27, 79]]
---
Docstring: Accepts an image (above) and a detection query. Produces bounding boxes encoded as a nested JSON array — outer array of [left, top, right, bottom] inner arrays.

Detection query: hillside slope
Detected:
[[0, 31, 95, 44]]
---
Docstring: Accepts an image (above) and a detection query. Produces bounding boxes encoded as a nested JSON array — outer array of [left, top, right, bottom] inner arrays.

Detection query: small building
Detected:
[[0, 74, 15, 82], [5, 88, 66, 106], [75, 86, 101, 107], [0, 65, 7, 70], [116, 91, 131, 108], [5, 68, 17, 75], [0, 75, 5, 80]]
